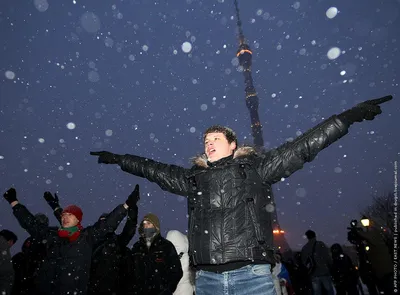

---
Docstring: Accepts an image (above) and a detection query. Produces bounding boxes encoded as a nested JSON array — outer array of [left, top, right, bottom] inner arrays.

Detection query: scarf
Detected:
[[58, 224, 83, 242]]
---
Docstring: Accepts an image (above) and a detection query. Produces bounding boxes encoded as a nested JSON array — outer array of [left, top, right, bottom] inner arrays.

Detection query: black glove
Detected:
[[43, 192, 60, 210], [90, 151, 122, 164], [125, 184, 140, 208], [3, 188, 17, 204], [338, 95, 392, 125]]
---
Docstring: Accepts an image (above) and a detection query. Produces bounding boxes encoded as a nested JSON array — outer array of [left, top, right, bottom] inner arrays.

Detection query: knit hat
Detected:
[[62, 205, 83, 223], [143, 213, 160, 230], [139, 213, 160, 238]]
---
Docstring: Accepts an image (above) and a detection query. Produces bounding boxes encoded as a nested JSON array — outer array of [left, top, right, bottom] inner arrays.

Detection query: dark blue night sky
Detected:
[[1, 0, 399, 253]]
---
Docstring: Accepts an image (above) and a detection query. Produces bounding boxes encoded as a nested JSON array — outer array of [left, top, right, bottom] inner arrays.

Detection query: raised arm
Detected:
[[43, 192, 62, 224], [88, 188, 142, 245], [3, 188, 49, 238], [90, 151, 192, 196], [117, 185, 140, 247], [258, 95, 392, 184], [88, 204, 128, 246]]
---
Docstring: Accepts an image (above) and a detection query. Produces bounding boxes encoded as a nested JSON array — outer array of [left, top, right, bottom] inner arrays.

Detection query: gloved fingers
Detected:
[[366, 95, 393, 106], [90, 151, 106, 156]]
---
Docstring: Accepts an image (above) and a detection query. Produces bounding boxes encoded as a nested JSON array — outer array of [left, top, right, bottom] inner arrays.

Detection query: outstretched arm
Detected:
[[90, 152, 192, 196], [258, 95, 392, 184]]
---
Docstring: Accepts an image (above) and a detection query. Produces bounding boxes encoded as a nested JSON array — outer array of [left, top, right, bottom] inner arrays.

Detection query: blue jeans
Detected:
[[311, 276, 335, 295], [195, 264, 277, 295]]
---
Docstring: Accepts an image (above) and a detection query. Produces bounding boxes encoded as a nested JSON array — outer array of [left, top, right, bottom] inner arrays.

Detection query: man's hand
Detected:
[[3, 188, 18, 205], [90, 151, 122, 164], [43, 192, 60, 210], [339, 95, 392, 125], [125, 184, 140, 208]]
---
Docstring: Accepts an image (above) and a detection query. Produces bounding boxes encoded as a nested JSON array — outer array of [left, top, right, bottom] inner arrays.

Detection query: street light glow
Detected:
[[361, 216, 370, 227]]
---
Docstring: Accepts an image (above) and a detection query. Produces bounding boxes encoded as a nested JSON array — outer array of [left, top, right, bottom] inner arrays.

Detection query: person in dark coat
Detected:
[[128, 213, 183, 295], [289, 252, 312, 295], [43, 186, 140, 295], [90, 95, 392, 295], [12, 213, 49, 295], [301, 230, 334, 295], [356, 227, 394, 295], [330, 244, 359, 295], [0, 230, 18, 295], [3, 187, 137, 295]]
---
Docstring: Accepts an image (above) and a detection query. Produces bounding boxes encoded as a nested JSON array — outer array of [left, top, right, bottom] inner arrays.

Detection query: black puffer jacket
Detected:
[[88, 209, 137, 295], [119, 116, 348, 266], [12, 204, 127, 295]]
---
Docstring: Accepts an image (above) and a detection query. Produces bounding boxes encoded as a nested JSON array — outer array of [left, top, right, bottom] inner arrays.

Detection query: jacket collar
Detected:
[[191, 146, 257, 168]]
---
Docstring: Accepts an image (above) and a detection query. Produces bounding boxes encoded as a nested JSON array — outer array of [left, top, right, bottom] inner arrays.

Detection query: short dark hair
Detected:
[[0, 229, 18, 244], [305, 230, 316, 240], [35, 213, 49, 226], [203, 125, 238, 145]]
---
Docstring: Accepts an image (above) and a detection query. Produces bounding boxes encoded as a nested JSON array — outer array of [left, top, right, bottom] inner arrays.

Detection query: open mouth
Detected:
[[208, 148, 216, 156]]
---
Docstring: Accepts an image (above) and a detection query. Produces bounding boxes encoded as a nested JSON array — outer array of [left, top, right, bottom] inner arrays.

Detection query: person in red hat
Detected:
[[43, 187, 139, 295], [3, 187, 138, 295], [57, 205, 84, 241]]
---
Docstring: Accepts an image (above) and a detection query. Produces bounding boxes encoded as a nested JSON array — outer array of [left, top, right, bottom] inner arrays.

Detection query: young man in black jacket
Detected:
[[90, 95, 392, 295], [3, 187, 138, 295]]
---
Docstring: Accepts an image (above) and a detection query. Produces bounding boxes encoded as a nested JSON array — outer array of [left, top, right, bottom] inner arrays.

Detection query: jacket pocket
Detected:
[[245, 198, 264, 245]]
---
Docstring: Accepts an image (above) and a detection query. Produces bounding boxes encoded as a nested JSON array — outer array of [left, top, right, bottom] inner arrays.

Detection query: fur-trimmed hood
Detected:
[[191, 146, 257, 168]]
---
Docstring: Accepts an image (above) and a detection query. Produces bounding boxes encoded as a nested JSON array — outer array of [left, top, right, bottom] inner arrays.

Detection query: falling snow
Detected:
[[326, 7, 338, 19], [1, 0, 398, 252], [66, 122, 76, 130], [181, 42, 192, 53], [5, 71, 16, 80], [327, 47, 341, 60]]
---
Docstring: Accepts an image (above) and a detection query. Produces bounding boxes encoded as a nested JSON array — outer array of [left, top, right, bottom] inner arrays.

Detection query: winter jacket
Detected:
[[0, 236, 14, 295], [12, 203, 127, 295], [88, 209, 137, 295], [331, 253, 358, 287], [128, 234, 183, 295], [301, 238, 332, 277], [12, 236, 48, 295], [166, 230, 195, 295], [118, 115, 349, 266]]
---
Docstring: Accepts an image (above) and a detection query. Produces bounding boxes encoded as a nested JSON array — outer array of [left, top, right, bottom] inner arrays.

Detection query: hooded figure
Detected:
[[12, 213, 49, 295], [330, 244, 359, 295], [166, 230, 195, 295], [87, 198, 138, 295], [128, 213, 183, 295]]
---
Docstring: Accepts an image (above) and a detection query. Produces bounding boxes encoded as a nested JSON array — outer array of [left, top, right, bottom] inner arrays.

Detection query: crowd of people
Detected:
[[0, 95, 394, 294], [1, 186, 186, 295], [1, 204, 394, 295]]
